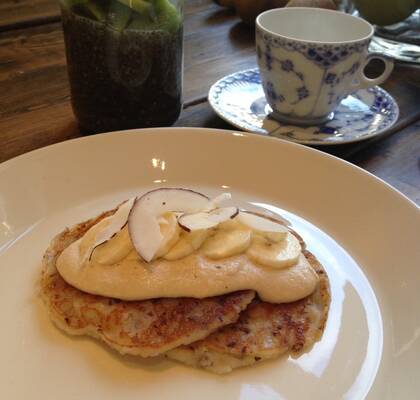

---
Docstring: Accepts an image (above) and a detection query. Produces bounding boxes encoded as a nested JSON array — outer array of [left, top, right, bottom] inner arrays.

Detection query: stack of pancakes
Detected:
[[41, 209, 330, 374]]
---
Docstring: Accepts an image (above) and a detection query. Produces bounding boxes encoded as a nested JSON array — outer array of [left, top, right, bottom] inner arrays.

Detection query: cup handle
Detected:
[[352, 53, 394, 90]]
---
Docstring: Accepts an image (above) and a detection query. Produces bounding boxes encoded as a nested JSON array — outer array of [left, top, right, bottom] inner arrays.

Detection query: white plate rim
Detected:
[[1, 127, 416, 211]]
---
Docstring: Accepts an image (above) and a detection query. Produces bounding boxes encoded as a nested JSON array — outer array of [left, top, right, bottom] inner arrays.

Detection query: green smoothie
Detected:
[[60, 0, 183, 132]]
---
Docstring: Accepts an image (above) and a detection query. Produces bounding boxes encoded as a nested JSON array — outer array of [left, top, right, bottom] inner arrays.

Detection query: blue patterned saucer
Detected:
[[208, 68, 399, 145]]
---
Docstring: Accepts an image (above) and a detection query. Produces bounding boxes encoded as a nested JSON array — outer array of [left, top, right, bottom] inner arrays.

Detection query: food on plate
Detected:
[[167, 251, 329, 373], [41, 188, 330, 373]]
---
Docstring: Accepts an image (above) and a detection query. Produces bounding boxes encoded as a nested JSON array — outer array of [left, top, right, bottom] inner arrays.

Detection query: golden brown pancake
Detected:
[[166, 250, 330, 373], [40, 207, 330, 372], [40, 211, 255, 357]]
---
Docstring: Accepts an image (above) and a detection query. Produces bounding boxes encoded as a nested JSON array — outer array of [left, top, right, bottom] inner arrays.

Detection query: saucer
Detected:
[[208, 68, 399, 145]]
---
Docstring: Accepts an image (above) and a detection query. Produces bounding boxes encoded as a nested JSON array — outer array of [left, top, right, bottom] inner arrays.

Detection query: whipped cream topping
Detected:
[[56, 190, 319, 303]]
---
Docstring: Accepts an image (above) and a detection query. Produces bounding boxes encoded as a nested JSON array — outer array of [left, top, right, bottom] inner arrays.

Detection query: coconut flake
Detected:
[[237, 211, 289, 234], [205, 192, 232, 210], [80, 197, 135, 263], [128, 188, 211, 262], [178, 206, 239, 232]]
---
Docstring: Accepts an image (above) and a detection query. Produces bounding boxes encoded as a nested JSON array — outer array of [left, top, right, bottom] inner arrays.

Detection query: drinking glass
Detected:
[[60, 0, 184, 133]]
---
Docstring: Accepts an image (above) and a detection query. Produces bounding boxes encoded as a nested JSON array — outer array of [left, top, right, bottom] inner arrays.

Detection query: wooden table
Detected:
[[1, 0, 419, 204]]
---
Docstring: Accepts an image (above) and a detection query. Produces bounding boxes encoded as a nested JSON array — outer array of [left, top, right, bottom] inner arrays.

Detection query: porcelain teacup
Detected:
[[256, 7, 394, 126]]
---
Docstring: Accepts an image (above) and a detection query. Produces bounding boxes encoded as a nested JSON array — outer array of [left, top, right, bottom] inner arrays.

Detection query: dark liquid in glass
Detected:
[[61, 2, 183, 133]]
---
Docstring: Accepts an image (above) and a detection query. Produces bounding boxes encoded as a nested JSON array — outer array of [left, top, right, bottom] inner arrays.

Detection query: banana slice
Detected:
[[218, 217, 244, 231], [238, 211, 288, 242], [91, 225, 133, 265], [247, 232, 301, 269], [178, 206, 238, 232], [254, 230, 287, 244], [202, 229, 252, 260], [163, 229, 209, 261], [154, 212, 181, 259], [125, 249, 141, 261]]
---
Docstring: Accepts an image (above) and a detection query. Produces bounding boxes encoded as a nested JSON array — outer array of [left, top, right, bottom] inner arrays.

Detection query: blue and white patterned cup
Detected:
[[256, 7, 394, 126]]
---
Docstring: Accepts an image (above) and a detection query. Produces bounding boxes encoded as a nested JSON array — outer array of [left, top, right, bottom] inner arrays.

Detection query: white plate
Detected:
[[208, 68, 399, 145], [0, 128, 418, 400]]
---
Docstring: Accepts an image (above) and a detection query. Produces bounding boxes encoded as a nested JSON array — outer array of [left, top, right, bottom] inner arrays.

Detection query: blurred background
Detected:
[[216, 0, 420, 63]]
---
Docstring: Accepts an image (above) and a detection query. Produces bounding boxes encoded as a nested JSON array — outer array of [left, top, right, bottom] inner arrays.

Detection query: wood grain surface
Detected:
[[0, 0, 60, 32], [0, 0, 419, 204]]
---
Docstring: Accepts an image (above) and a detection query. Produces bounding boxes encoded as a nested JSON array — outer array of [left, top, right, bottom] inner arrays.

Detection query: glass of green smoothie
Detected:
[[60, 0, 183, 133]]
